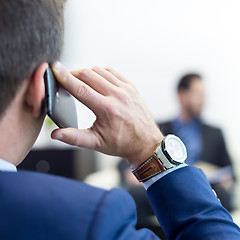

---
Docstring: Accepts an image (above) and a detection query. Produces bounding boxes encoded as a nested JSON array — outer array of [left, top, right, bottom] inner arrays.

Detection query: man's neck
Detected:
[[179, 108, 200, 123], [0, 107, 25, 166], [178, 113, 202, 125], [178, 113, 193, 123], [0, 81, 43, 166]]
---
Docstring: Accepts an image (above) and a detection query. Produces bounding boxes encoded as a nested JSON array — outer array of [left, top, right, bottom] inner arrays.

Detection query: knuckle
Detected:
[[92, 65, 101, 71], [75, 84, 88, 99], [65, 72, 72, 84], [116, 89, 130, 105], [79, 68, 91, 78], [66, 131, 81, 147], [105, 100, 122, 118], [104, 66, 112, 71], [104, 66, 115, 73], [124, 82, 137, 92], [72, 135, 81, 146], [90, 125, 104, 149], [123, 84, 138, 100]]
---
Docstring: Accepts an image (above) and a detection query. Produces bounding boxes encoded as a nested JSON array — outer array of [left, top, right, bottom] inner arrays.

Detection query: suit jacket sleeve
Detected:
[[89, 188, 160, 240], [147, 166, 240, 240]]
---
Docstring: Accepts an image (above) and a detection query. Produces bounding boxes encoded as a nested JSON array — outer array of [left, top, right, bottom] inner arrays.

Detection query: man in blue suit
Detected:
[[0, 0, 239, 239]]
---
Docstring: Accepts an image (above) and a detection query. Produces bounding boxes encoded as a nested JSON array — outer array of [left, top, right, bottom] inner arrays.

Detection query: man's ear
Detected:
[[25, 62, 48, 117]]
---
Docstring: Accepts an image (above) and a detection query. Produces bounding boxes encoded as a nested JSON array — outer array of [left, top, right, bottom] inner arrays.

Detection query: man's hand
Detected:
[[51, 62, 163, 168]]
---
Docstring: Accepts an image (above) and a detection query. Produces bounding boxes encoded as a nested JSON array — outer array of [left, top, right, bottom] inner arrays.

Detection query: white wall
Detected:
[[56, 0, 240, 170], [37, 0, 240, 173]]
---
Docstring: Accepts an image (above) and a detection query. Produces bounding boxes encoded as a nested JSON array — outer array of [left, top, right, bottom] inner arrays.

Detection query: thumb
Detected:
[[51, 128, 101, 150]]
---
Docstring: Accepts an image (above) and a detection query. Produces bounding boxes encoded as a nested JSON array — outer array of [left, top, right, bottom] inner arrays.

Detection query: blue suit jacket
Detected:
[[0, 166, 239, 239]]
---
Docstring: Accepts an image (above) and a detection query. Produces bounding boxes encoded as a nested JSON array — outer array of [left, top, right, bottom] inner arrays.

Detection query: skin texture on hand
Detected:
[[51, 62, 163, 168]]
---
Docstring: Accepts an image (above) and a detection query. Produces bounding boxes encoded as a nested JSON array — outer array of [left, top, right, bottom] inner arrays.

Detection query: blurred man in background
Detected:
[[158, 73, 235, 211]]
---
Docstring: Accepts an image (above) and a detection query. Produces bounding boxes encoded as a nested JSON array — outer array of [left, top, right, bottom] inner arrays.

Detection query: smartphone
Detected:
[[44, 66, 78, 129]]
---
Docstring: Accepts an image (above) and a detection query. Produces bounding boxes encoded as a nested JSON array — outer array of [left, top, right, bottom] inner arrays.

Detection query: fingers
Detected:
[[50, 62, 163, 166], [51, 62, 106, 115], [90, 66, 123, 87], [104, 67, 133, 85], [51, 128, 101, 149], [71, 66, 133, 91], [70, 67, 118, 96]]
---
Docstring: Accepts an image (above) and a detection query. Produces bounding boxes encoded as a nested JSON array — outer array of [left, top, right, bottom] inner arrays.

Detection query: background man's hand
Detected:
[[51, 62, 163, 168]]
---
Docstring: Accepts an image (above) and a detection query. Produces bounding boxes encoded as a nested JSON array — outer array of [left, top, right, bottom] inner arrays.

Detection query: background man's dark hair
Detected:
[[0, 0, 65, 117], [177, 73, 202, 92]]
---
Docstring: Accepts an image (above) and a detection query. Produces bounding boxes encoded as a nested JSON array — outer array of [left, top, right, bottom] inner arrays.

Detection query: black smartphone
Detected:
[[44, 66, 78, 129]]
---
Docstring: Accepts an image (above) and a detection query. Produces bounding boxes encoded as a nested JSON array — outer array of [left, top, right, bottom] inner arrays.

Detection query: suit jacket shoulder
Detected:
[[202, 122, 223, 139], [0, 170, 159, 240]]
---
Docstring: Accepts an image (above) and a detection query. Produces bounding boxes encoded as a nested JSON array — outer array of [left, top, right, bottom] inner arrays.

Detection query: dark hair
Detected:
[[177, 73, 202, 92], [0, 0, 65, 117]]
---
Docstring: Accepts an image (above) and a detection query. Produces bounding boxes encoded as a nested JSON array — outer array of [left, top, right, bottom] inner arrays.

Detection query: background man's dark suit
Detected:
[[158, 121, 232, 167]]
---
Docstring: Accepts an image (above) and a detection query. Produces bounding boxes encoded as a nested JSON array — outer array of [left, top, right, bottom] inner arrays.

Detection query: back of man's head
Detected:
[[177, 73, 202, 92], [0, 0, 65, 118]]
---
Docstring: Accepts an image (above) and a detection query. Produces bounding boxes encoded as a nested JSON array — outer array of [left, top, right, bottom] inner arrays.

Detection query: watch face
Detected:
[[164, 135, 187, 164]]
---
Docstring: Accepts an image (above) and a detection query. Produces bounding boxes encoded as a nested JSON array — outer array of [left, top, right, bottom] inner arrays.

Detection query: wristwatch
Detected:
[[132, 134, 187, 182]]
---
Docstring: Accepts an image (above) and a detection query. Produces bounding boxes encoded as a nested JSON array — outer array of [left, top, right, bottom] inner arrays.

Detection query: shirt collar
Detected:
[[0, 159, 17, 172], [174, 117, 202, 126]]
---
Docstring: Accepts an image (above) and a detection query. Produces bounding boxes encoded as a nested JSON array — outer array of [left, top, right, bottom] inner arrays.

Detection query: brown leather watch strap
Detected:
[[132, 154, 167, 182]]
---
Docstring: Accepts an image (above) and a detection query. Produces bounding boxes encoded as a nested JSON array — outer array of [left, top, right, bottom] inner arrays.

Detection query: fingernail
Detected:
[[51, 61, 62, 74], [52, 132, 63, 140]]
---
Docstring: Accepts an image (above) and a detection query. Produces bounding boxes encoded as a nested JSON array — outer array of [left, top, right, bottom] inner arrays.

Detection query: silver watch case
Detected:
[[154, 134, 187, 169]]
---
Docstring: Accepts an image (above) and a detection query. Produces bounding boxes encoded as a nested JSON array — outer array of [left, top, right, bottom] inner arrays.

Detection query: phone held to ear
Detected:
[[44, 66, 78, 129]]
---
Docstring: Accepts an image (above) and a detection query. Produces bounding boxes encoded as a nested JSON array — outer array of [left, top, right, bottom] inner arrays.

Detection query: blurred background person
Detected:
[[158, 73, 235, 211]]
